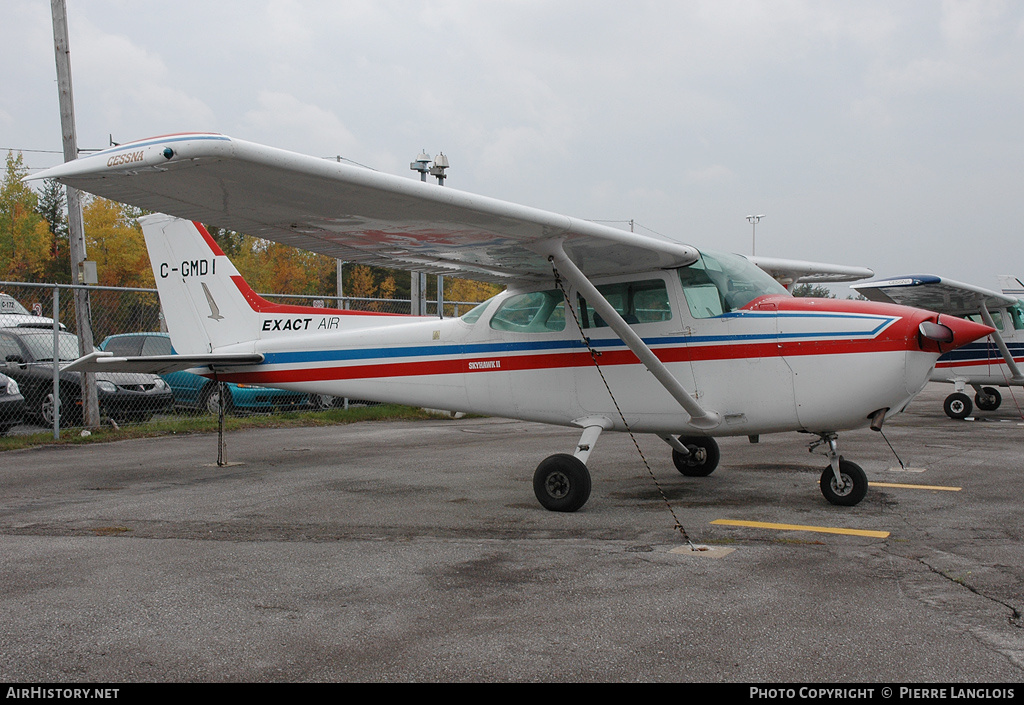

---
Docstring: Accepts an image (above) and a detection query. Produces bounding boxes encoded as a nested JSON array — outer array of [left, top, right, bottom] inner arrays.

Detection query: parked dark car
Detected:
[[100, 332, 308, 415], [0, 371, 25, 435], [0, 328, 173, 425]]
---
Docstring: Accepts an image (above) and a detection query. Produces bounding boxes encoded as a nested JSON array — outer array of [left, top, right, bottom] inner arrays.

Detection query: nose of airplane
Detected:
[[918, 314, 994, 351]]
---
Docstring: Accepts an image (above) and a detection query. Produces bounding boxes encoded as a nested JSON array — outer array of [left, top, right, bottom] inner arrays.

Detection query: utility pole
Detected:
[[51, 0, 100, 428]]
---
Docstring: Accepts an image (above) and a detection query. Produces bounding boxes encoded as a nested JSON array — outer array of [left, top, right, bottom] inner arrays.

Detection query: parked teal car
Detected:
[[99, 332, 309, 415]]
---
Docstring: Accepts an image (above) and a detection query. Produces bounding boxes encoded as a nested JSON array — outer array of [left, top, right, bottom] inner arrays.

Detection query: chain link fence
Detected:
[[0, 281, 480, 437]]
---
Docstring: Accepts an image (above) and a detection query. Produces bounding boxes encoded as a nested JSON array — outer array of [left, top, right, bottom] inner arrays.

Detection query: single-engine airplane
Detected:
[[853, 275, 1024, 419], [32, 133, 992, 511]]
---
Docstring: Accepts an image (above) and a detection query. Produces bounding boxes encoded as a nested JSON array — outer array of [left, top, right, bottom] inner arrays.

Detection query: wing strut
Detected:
[[979, 303, 1024, 382], [542, 242, 722, 431]]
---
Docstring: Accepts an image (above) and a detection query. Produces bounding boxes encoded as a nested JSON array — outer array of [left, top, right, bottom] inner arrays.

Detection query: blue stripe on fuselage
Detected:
[[259, 313, 898, 366]]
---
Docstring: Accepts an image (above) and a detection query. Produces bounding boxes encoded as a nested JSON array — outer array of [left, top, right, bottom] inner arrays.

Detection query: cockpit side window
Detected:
[[489, 290, 566, 333], [577, 278, 672, 328], [679, 251, 787, 319]]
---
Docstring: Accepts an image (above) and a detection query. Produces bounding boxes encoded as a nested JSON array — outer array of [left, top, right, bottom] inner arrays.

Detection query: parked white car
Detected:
[[0, 293, 64, 330]]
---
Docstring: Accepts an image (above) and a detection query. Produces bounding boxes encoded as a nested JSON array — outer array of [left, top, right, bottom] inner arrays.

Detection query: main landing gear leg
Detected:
[[532, 418, 610, 513], [811, 433, 868, 507]]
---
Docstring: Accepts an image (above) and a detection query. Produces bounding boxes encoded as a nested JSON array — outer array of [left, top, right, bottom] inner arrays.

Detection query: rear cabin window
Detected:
[[577, 279, 672, 328], [460, 298, 493, 325], [489, 290, 565, 333]]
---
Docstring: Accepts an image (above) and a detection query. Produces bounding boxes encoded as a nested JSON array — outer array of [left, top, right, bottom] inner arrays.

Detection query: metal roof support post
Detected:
[[978, 302, 1024, 382]]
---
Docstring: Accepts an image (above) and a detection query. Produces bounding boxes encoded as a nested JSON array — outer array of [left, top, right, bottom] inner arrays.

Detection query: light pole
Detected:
[[409, 152, 451, 315], [746, 214, 765, 256]]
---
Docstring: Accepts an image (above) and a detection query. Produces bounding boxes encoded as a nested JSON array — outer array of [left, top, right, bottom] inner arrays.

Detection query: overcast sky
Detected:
[[3, 0, 1022, 292]]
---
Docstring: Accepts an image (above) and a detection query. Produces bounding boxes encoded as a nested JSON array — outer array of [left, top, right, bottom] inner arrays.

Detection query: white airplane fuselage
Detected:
[[208, 275, 958, 437], [142, 216, 991, 443]]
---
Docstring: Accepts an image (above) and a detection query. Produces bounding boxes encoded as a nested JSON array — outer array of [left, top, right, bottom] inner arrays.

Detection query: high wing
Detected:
[[748, 256, 874, 291], [62, 350, 265, 375], [851, 275, 1017, 316], [29, 133, 699, 283], [853, 274, 1024, 383]]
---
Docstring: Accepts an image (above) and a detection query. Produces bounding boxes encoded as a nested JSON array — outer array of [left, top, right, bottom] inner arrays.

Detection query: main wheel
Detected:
[[533, 454, 592, 513], [820, 459, 868, 506], [975, 387, 1001, 411], [671, 436, 720, 477], [943, 392, 972, 419]]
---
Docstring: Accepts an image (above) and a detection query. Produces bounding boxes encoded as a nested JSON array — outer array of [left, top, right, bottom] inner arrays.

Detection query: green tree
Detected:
[[792, 283, 836, 298], [36, 178, 71, 283]]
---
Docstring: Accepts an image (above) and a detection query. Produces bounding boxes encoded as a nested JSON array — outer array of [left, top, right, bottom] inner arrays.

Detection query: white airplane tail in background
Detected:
[[997, 275, 1024, 299], [140, 214, 261, 355]]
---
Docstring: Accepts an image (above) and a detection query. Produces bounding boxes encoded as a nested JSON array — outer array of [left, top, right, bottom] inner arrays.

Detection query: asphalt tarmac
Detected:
[[1, 383, 1022, 683]]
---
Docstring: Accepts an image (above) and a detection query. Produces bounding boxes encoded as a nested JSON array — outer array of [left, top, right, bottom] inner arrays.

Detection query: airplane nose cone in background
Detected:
[[919, 315, 994, 351]]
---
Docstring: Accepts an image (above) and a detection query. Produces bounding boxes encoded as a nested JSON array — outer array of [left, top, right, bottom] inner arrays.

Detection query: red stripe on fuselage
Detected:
[[211, 337, 917, 385], [935, 357, 1023, 369]]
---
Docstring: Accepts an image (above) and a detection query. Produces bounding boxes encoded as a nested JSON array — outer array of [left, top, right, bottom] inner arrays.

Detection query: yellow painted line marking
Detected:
[[711, 519, 889, 538], [870, 482, 961, 491]]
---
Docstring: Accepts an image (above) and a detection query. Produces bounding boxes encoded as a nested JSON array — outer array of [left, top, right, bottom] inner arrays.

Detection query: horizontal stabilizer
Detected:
[[63, 350, 264, 375]]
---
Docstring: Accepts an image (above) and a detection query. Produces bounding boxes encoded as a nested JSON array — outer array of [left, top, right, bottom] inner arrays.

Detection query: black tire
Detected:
[[820, 459, 868, 506], [202, 383, 233, 416], [943, 392, 972, 420], [975, 387, 1001, 411], [671, 436, 720, 477], [533, 454, 592, 513]]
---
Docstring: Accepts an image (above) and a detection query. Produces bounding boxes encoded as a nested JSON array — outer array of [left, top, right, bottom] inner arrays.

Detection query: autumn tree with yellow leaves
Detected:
[[0, 152, 52, 282]]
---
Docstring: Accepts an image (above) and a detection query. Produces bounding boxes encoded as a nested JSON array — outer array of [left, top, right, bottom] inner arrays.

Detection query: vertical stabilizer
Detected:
[[140, 214, 259, 355]]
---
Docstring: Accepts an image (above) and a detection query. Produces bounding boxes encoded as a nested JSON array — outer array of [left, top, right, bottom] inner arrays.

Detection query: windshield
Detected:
[[678, 251, 788, 318], [19, 331, 80, 362], [0, 294, 30, 316]]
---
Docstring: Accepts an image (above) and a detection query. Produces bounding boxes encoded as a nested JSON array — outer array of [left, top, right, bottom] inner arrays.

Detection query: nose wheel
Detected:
[[811, 434, 869, 506], [819, 459, 868, 506]]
